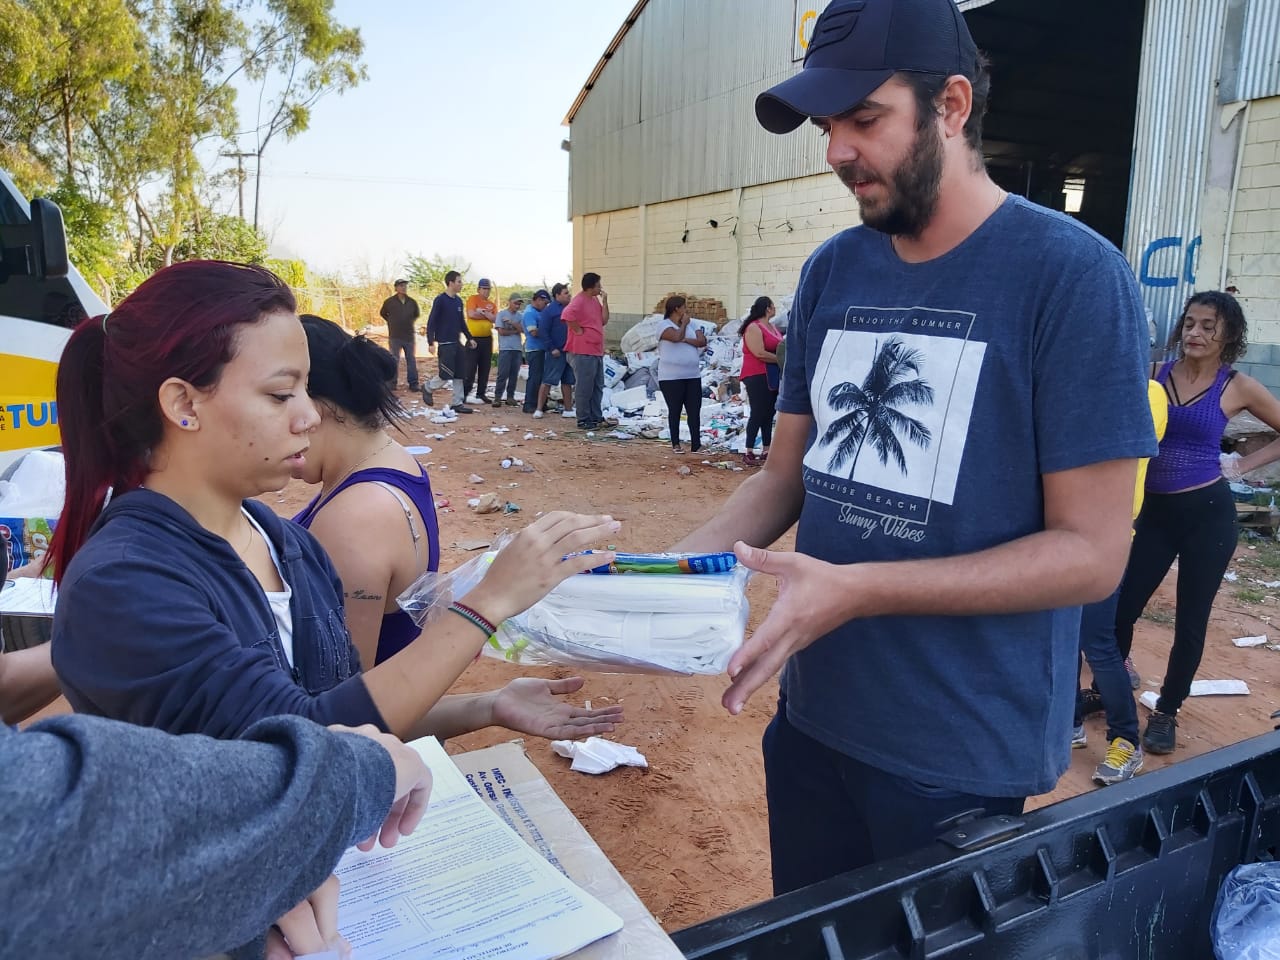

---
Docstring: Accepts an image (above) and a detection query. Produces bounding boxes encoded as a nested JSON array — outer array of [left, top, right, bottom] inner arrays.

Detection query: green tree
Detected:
[[47, 178, 123, 296], [403, 253, 473, 300], [0, 0, 141, 182], [822, 336, 934, 479], [239, 0, 366, 228]]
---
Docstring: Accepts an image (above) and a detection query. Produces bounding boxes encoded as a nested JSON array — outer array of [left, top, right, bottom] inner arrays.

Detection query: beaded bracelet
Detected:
[[448, 601, 496, 638]]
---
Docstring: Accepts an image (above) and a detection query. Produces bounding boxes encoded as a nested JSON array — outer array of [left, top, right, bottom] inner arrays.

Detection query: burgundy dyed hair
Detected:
[[48, 260, 296, 582]]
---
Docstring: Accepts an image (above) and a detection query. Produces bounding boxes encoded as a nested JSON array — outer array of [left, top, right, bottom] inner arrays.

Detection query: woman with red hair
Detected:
[[48, 260, 619, 740]]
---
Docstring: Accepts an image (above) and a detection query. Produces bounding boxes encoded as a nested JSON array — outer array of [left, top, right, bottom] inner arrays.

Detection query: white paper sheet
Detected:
[[1190, 678, 1251, 696], [0, 577, 56, 617], [1232, 635, 1269, 647], [334, 737, 622, 960], [1140, 680, 1251, 711]]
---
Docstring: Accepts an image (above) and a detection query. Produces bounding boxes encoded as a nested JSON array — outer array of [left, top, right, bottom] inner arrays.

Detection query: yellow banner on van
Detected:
[[0, 352, 60, 453]]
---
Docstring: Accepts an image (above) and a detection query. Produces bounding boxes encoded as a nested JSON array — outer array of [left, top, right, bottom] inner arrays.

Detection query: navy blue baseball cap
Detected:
[[756, 0, 978, 134], [532, 289, 551, 301]]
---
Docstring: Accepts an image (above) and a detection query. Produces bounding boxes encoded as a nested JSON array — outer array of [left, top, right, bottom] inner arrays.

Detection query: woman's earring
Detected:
[[181, 419, 189, 427]]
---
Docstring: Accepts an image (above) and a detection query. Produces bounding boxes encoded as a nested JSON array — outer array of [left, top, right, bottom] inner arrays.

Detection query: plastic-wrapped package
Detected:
[[397, 543, 750, 675], [1213, 863, 1280, 960], [619, 314, 667, 354]]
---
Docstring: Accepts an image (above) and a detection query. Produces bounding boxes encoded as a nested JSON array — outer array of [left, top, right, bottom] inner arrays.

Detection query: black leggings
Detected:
[[659, 377, 702, 451], [743, 374, 777, 450], [1114, 478, 1237, 715]]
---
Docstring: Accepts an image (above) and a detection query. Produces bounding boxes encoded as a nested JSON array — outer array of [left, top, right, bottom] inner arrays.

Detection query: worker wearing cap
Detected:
[[677, 0, 1155, 891], [379, 279, 420, 391], [493, 292, 526, 406], [464, 278, 498, 404]]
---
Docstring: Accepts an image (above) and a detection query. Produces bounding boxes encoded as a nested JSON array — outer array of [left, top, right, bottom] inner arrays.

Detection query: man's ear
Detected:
[[938, 74, 974, 140]]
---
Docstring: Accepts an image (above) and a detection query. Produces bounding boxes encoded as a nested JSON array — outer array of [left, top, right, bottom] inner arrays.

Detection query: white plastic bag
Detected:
[[0, 450, 66, 517], [609, 386, 650, 413], [1213, 863, 1280, 959], [602, 355, 626, 388], [619, 314, 666, 354], [397, 541, 750, 675]]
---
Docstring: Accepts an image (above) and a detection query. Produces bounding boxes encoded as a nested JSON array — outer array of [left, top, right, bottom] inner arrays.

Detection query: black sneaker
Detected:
[[1142, 711, 1177, 754], [1077, 688, 1105, 718], [452, 404, 476, 414]]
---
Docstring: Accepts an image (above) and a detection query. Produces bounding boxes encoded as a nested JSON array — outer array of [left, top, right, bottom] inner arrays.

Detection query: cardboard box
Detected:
[[451, 741, 683, 959]]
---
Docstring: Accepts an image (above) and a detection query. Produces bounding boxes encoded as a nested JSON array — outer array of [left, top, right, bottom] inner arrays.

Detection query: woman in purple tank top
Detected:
[[291, 315, 622, 741], [1114, 292, 1280, 755]]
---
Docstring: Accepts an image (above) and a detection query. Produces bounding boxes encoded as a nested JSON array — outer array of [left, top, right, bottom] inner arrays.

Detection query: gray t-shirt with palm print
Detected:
[[776, 194, 1156, 797]]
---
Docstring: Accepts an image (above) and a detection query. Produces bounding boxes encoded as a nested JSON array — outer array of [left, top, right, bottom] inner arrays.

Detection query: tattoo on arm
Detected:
[[345, 589, 385, 601]]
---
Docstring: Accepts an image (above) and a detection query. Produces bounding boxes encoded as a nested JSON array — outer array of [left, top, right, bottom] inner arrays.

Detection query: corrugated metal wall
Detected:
[[1221, 0, 1280, 103], [569, 0, 828, 219], [1124, 0, 1230, 348], [569, 0, 1027, 219]]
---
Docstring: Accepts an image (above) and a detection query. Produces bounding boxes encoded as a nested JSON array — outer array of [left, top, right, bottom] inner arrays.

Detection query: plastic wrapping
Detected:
[[397, 542, 750, 675], [1213, 863, 1280, 960], [619, 314, 666, 354]]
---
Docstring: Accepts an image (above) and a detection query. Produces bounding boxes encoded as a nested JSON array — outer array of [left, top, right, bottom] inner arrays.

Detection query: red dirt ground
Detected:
[[270, 382, 1280, 933], [26, 374, 1280, 935]]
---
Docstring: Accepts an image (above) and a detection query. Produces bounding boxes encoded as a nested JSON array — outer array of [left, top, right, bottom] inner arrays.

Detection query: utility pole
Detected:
[[220, 151, 256, 222]]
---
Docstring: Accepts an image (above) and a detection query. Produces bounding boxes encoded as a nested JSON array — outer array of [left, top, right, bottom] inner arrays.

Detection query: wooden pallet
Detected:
[[1237, 503, 1276, 532]]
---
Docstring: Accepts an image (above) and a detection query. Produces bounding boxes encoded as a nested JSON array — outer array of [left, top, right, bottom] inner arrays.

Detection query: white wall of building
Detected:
[[572, 172, 860, 329], [1230, 95, 1280, 344]]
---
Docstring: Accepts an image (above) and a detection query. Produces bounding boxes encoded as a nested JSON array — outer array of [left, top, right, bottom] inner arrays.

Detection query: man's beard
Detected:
[[835, 121, 944, 238]]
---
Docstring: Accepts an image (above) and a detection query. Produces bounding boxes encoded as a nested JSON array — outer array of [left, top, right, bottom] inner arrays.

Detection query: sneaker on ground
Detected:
[[1124, 657, 1140, 689], [452, 404, 475, 414], [466, 394, 484, 405], [532, 409, 544, 419], [562, 409, 576, 418], [1141, 711, 1177, 754], [491, 400, 502, 408], [1076, 687, 1105, 718], [1093, 737, 1143, 785], [1071, 724, 1087, 748]]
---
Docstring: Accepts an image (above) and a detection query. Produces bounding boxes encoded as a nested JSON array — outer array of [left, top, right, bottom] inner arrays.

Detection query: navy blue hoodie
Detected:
[[52, 489, 387, 739]]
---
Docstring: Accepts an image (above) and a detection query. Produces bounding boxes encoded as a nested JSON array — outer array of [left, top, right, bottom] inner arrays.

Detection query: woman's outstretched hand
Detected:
[[491, 676, 624, 739], [477, 512, 620, 623]]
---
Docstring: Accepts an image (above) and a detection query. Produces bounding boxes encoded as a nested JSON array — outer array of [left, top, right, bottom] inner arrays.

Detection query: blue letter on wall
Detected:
[[1140, 236, 1181, 288]]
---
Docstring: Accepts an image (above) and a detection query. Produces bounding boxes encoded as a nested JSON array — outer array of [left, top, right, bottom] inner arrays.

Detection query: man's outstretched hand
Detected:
[[723, 541, 855, 716]]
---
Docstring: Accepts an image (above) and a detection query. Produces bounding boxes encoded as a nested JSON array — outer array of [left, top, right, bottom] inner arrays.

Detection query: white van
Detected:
[[0, 169, 109, 474]]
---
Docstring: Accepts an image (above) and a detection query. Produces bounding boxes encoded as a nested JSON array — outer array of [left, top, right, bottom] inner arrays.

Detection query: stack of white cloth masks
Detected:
[[399, 548, 750, 675]]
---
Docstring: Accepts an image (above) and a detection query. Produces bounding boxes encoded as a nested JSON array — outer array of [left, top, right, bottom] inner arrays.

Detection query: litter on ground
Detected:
[[550, 737, 648, 775]]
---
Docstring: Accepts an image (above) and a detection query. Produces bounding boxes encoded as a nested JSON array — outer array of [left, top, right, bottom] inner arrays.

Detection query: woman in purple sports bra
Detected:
[[292, 315, 622, 741], [1114, 291, 1280, 755]]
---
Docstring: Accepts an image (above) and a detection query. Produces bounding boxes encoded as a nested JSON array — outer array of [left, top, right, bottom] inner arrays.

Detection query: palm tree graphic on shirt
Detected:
[[822, 336, 935, 480]]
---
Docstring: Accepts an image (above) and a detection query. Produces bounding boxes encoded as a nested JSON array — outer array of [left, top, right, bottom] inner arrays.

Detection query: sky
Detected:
[[236, 0, 635, 286]]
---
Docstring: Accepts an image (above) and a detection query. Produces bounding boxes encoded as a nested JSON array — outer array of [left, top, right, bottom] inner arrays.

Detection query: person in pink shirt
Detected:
[[739, 296, 785, 464], [563, 272, 610, 430]]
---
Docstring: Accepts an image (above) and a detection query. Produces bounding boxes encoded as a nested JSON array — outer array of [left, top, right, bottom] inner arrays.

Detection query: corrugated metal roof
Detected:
[[566, 0, 1002, 125], [1220, 0, 1280, 103], [564, 0, 649, 125], [568, 0, 827, 218]]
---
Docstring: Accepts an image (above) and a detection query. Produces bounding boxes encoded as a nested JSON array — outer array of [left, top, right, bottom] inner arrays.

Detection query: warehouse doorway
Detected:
[[965, 0, 1146, 248]]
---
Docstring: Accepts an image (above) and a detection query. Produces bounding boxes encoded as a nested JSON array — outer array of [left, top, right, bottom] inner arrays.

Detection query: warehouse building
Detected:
[[564, 0, 1280, 385]]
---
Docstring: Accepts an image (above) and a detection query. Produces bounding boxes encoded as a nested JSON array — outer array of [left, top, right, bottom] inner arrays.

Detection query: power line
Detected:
[[257, 169, 562, 193]]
